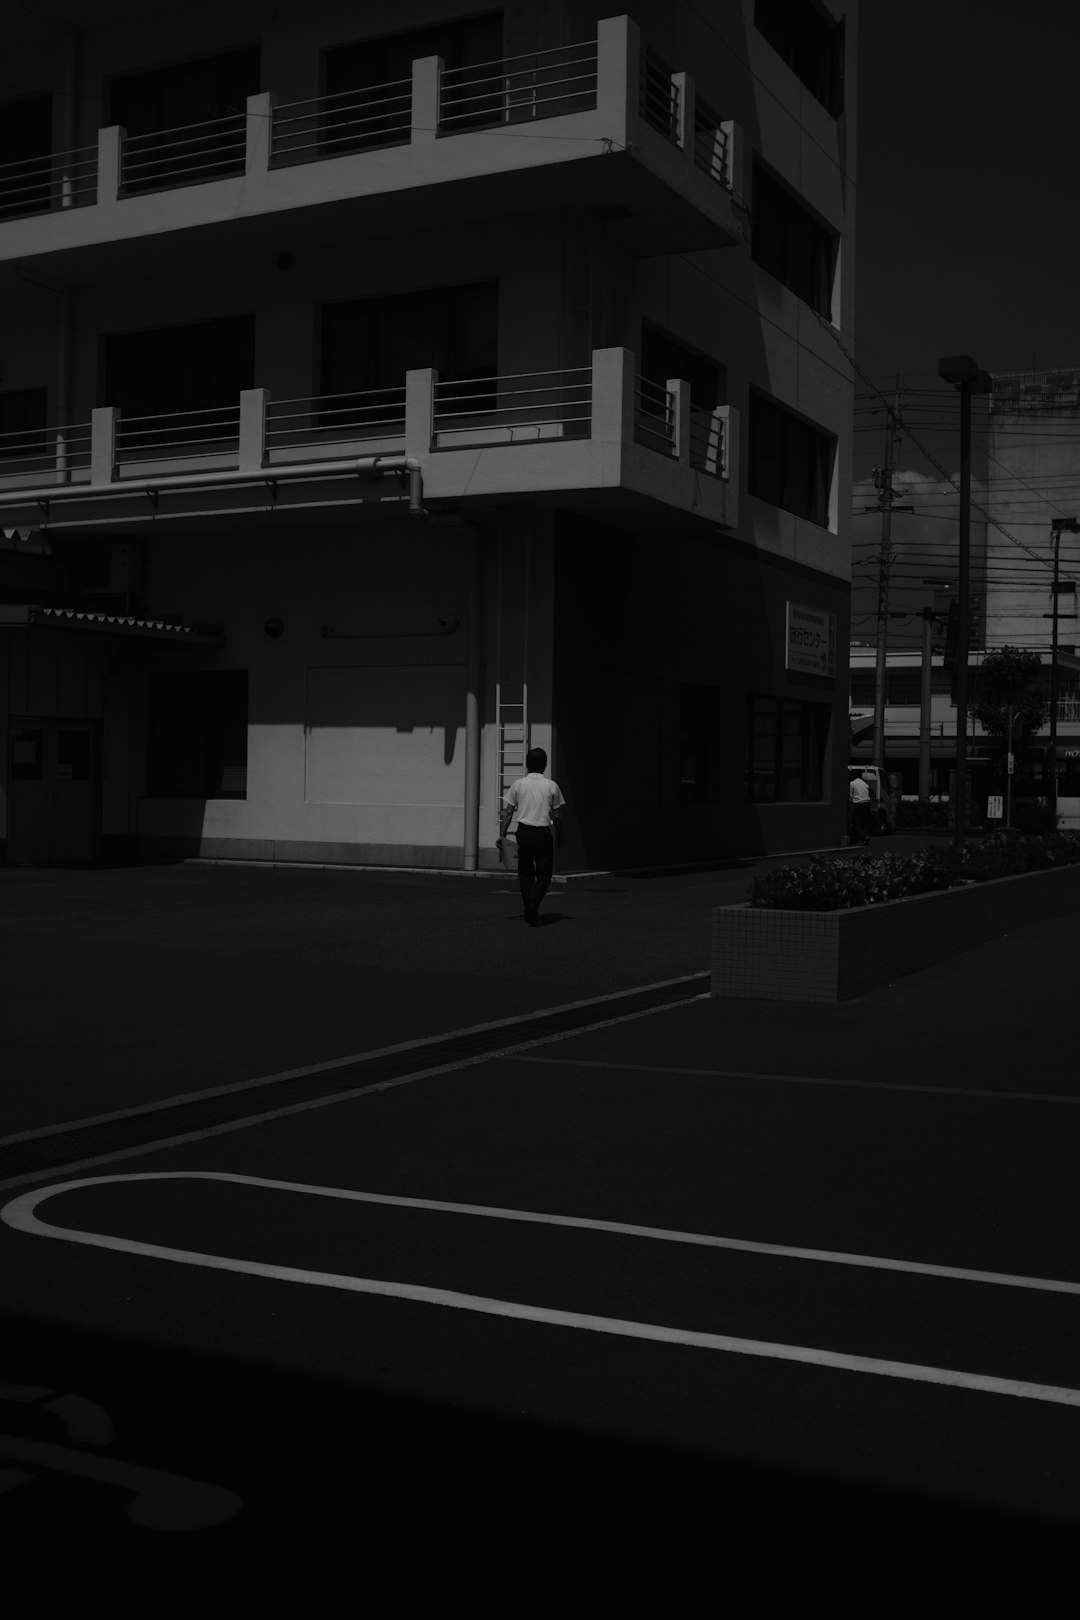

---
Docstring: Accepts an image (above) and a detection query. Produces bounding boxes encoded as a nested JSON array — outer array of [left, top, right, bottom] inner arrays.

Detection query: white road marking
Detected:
[[0, 974, 706, 1146], [515, 1054, 1080, 1106], [0, 1432, 242, 1529], [0, 997, 707, 1194], [6, 1171, 1080, 1410]]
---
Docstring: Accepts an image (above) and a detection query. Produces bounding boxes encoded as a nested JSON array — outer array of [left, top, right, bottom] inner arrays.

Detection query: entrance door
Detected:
[[8, 720, 97, 863]]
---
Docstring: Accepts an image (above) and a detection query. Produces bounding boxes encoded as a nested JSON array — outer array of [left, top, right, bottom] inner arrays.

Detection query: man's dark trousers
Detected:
[[515, 824, 554, 920]]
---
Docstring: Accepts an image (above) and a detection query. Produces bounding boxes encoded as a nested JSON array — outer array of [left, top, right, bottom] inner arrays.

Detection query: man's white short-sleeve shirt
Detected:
[[849, 776, 870, 805], [504, 772, 566, 827]]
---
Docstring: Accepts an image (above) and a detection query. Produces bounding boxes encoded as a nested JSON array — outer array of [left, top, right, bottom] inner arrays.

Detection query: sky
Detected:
[[850, 4, 1080, 648], [855, 2, 1080, 403]]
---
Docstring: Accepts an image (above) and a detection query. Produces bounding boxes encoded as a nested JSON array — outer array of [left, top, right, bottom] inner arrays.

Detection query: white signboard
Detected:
[[987, 794, 1003, 820], [786, 602, 836, 678]]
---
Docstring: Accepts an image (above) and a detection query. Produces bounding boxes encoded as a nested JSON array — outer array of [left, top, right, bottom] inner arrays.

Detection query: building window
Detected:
[[320, 282, 498, 417], [754, 0, 844, 117], [101, 315, 255, 426], [0, 387, 48, 461], [746, 694, 830, 802], [146, 671, 248, 799], [640, 327, 721, 409], [748, 394, 833, 527], [752, 163, 837, 316], [109, 49, 259, 191], [0, 92, 53, 219], [325, 14, 504, 143], [678, 683, 716, 804]]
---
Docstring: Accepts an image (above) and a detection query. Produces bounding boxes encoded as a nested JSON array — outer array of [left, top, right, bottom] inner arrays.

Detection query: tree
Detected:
[[968, 646, 1049, 745]]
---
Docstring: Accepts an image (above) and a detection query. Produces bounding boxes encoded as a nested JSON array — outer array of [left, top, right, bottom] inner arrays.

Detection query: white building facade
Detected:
[[0, 0, 857, 870]]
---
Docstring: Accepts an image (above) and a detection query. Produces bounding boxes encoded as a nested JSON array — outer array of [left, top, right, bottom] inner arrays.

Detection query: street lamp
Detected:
[[938, 355, 993, 850], [1046, 517, 1080, 829]]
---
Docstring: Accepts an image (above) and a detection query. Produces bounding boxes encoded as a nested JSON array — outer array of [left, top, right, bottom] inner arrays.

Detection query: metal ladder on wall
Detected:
[[495, 681, 528, 823]]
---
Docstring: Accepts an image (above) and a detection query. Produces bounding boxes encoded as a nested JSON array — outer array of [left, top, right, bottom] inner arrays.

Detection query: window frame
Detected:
[[748, 391, 835, 528], [754, 0, 845, 117], [752, 160, 838, 317], [745, 692, 831, 803]]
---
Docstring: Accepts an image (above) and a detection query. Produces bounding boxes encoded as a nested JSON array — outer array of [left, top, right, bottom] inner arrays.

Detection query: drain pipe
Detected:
[[0, 454, 427, 516], [463, 528, 482, 871]]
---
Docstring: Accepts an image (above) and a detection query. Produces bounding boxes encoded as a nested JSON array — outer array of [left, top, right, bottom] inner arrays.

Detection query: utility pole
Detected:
[[1046, 516, 1080, 829], [861, 390, 911, 767]]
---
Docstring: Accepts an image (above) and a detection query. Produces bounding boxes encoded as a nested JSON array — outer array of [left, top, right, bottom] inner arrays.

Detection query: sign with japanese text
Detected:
[[785, 602, 836, 678]]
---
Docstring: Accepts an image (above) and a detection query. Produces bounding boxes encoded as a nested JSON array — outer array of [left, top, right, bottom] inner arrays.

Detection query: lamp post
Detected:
[[1047, 517, 1080, 829], [938, 356, 993, 850]]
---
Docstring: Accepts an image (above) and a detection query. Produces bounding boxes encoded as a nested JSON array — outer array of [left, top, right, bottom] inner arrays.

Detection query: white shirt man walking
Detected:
[[498, 748, 566, 927]]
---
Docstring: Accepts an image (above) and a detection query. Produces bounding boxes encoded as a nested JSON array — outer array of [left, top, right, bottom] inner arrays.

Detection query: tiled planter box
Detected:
[[712, 861, 1080, 1003]]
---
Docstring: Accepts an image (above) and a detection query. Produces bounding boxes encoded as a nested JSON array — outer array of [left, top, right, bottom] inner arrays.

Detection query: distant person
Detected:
[[498, 748, 566, 927], [849, 771, 872, 846]]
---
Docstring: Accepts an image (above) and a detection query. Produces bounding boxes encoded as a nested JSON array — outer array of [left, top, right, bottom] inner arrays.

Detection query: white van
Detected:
[[848, 765, 900, 834]]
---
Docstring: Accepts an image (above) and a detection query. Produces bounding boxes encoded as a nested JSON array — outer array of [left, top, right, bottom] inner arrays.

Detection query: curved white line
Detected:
[[6, 1172, 1080, 1409]]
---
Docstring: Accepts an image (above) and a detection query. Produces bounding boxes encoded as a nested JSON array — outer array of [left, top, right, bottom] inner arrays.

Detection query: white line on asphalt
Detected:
[[514, 1055, 1080, 1106], [6, 1170, 1080, 1412], [0, 974, 707, 1146], [0, 995, 708, 1193]]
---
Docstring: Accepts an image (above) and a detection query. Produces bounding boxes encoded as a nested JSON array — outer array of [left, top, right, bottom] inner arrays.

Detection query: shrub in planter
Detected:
[[747, 831, 1080, 912]]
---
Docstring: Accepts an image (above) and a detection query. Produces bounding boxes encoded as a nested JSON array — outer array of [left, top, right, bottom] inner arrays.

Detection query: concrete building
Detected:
[[0, 0, 857, 870]]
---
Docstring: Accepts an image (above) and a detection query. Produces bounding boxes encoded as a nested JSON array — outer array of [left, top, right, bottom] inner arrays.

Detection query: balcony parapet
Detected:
[[0, 17, 744, 263], [0, 349, 737, 531]]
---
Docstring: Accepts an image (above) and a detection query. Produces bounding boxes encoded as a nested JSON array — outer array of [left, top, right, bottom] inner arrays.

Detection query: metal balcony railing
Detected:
[[633, 375, 675, 455], [439, 40, 598, 131], [693, 97, 730, 188], [1057, 697, 1080, 723], [432, 367, 592, 445], [270, 80, 412, 165], [687, 406, 727, 476], [640, 48, 680, 142], [0, 420, 93, 481], [115, 403, 242, 467], [0, 143, 99, 219], [264, 388, 407, 453], [120, 112, 248, 193]]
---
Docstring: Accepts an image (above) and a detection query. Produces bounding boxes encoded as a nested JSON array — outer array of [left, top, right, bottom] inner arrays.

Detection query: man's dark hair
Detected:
[[526, 747, 547, 773]]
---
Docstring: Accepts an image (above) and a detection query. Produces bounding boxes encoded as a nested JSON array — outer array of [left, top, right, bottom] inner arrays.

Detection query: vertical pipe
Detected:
[[1050, 521, 1061, 830], [462, 530, 482, 871], [953, 381, 972, 851], [918, 607, 933, 801]]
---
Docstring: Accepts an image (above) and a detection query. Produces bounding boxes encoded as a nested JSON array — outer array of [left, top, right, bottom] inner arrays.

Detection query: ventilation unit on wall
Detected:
[[79, 542, 143, 598]]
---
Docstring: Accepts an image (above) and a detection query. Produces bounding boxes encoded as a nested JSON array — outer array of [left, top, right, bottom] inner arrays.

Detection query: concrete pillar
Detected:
[[97, 125, 123, 202], [90, 407, 118, 485], [239, 389, 268, 470], [591, 347, 633, 452], [405, 368, 436, 456], [667, 377, 691, 466], [596, 15, 637, 150], [246, 91, 274, 174], [411, 55, 442, 144]]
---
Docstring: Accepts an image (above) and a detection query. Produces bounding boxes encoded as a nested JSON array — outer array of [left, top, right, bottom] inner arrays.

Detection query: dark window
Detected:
[[147, 671, 248, 798], [0, 387, 48, 461], [748, 393, 833, 526], [327, 13, 503, 140], [320, 282, 498, 419], [102, 315, 254, 442], [678, 683, 716, 804], [752, 163, 837, 315], [754, 0, 844, 116], [109, 49, 259, 191], [0, 92, 52, 218], [745, 694, 830, 802], [849, 669, 874, 707], [887, 670, 922, 706], [640, 327, 720, 410]]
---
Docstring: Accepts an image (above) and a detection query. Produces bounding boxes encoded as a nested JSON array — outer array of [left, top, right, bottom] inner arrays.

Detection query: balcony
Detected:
[[0, 17, 745, 276], [0, 348, 737, 535]]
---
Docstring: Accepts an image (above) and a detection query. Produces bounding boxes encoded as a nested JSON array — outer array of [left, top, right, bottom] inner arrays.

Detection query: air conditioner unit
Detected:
[[80, 542, 143, 596]]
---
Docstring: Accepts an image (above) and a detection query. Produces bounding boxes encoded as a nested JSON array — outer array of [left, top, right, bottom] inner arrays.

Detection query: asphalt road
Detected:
[[2, 853, 1078, 1614]]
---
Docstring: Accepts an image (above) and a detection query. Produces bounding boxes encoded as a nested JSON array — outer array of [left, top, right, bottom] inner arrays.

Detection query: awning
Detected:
[[0, 605, 223, 643]]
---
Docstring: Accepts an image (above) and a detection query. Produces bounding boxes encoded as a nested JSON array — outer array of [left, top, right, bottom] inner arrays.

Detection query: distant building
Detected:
[[0, 1, 857, 869]]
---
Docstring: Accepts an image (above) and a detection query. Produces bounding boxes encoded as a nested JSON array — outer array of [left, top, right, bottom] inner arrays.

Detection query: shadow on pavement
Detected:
[[1, 1312, 1073, 1616]]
